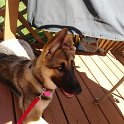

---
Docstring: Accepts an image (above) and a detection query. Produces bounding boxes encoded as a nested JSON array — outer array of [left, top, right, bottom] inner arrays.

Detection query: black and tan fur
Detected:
[[0, 28, 82, 124]]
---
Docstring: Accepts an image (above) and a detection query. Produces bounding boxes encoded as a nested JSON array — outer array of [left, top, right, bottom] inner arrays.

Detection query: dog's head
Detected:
[[36, 28, 82, 97]]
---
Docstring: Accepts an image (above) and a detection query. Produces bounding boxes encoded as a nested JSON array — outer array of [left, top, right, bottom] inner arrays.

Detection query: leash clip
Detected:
[[37, 88, 46, 99], [37, 88, 51, 99], [41, 88, 47, 96]]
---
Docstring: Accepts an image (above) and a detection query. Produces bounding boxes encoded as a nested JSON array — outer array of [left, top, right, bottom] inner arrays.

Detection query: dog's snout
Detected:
[[75, 85, 82, 94], [74, 83, 82, 95], [64, 71, 82, 95]]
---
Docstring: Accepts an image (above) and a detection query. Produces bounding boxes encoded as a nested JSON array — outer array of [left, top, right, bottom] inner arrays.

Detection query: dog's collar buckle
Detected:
[[38, 88, 51, 99]]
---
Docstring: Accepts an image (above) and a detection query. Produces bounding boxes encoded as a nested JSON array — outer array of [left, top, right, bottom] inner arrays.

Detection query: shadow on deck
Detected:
[[0, 1, 124, 123], [0, 51, 124, 124]]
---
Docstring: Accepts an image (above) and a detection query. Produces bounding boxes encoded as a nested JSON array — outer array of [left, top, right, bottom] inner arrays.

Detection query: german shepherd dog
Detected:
[[0, 28, 82, 123]]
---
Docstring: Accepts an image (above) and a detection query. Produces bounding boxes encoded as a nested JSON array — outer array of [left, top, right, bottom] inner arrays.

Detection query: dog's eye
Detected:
[[57, 63, 65, 71], [57, 66, 63, 71]]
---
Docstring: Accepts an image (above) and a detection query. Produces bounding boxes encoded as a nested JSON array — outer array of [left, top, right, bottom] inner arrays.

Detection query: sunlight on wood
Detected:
[[75, 55, 98, 83], [75, 54, 124, 118], [5, 121, 12, 124], [113, 95, 124, 116]]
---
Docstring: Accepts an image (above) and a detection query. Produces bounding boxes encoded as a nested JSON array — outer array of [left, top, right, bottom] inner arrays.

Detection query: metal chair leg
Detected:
[[94, 76, 124, 104]]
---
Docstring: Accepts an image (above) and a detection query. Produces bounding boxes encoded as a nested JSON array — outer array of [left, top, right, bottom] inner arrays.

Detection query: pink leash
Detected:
[[17, 88, 51, 124]]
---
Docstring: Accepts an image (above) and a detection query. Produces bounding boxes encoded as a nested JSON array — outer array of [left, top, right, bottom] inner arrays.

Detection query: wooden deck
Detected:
[[0, 51, 124, 124], [0, 0, 124, 124]]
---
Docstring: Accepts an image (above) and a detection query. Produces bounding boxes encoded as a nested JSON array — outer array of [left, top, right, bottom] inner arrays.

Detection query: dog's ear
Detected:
[[62, 34, 73, 48], [44, 28, 68, 55], [62, 34, 76, 55]]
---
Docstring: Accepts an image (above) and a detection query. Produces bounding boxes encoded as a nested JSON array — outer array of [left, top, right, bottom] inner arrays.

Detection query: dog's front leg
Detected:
[[23, 117, 48, 124], [22, 109, 43, 124], [22, 100, 47, 124]]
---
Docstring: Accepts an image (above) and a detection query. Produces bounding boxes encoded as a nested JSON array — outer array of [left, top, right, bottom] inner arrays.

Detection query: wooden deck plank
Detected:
[[44, 93, 68, 124], [110, 42, 120, 51], [107, 52, 124, 74], [99, 55, 124, 79], [74, 56, 109, 124], [114, 42, 124, 52], [112, 42, 123, 52], [99, 39, 106, 48], [79, 55, 124, 124], [105, 41, 114, 51], [102, 40, 110, 49], [56, 90, 89, 124], [75, 74, 109, 124], [77, 55, 124, 119], [90, 55, 124, 116], [80, 55, 119, 94], [90, 55, 124, 98], [0, 83, 15, 124], [111, 52, 124, 66]]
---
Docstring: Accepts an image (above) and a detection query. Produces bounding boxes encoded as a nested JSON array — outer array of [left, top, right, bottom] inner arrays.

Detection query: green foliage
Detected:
[[0, 0, 5, 24], [0, 0, 46, 43], [0, 0, 5, 7]]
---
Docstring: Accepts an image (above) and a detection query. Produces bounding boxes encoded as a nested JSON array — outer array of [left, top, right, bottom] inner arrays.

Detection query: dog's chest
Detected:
[[38, 99, 52, 110]]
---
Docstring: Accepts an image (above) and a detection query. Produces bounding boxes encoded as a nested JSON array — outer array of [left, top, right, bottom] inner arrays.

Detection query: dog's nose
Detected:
[[74, 84, 82, 95], [76, 87, 82, 94]]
